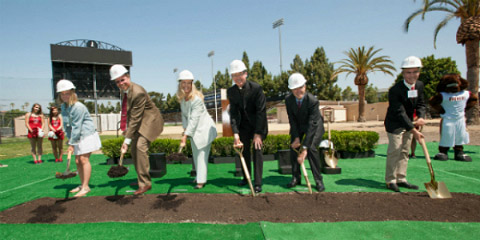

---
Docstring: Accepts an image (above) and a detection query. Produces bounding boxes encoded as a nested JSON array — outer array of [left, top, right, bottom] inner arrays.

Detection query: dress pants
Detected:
[[131, 132, 152, 188], [191, 140, 211, 184], [385, 130, 412, 184], [239, 129, 263, 186]]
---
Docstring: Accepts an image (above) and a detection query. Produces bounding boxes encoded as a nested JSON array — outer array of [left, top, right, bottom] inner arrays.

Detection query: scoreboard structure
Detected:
[[50, 39, 132, 102]]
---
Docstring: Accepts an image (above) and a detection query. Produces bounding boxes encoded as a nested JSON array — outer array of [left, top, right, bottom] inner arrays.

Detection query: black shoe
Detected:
[[409, 154, 416, 159], [397, 181, 419, 190], [254, 185, 262, 193], [287, 178, 301, 188], [237, 179, 248, 186], [454, 151, 472, 162], [386, 183, 400, 192], [434, 153, 448, 161], [315, 180, 325, 192]]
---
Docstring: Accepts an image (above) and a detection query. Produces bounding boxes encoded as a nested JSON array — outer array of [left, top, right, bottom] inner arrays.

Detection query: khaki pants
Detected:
[[385, 131, 412, 184], [131, 133, 151, 188]]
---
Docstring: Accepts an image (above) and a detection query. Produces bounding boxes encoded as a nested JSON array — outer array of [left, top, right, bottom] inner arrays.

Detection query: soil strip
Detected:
[[1, 192, 479, 224]]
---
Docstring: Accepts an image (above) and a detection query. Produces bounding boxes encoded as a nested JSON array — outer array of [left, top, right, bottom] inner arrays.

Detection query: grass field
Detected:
[[1, 140, 479, 239]]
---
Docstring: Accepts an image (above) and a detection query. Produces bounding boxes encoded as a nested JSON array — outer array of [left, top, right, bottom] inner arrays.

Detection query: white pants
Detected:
[[440, 117, 469, 147], [191, 141, 212, 184]]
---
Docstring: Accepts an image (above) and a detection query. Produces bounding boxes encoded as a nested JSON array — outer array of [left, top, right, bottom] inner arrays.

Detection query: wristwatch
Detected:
[[302, 146, 308, 151]]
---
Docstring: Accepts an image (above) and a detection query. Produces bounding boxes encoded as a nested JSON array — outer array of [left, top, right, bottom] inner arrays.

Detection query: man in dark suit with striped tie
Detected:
[[285, 73, 326, 192]]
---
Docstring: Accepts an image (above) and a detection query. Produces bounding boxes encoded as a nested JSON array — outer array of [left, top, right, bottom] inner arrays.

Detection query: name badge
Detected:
[[408, 90, 418, 98]]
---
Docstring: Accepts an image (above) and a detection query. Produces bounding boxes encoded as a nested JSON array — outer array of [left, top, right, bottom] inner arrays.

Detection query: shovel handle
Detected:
[[418, 138, 436, 183], [178, 145, 183, 153], [118, 151, 125, 167], [233, 145, 255, 197], [65, 150, 73, 172], [301, 163, 313, 194]]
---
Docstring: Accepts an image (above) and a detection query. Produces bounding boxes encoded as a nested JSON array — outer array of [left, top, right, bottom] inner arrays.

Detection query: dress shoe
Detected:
[[237, 179, 248, 186], [386, 183, 400, 192], [397, 181, 419, 190], [134, 185, 152, 195], [254, 185, 262, 193], [287, 178, 301, 188], [315, 180, 325, 192]]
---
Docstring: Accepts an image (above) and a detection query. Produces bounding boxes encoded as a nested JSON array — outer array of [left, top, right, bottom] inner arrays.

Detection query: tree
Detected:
[[394, 55, 460, 101], [365, 84, 379, 103], [10, 103, 14, 110], [165, 93, 180, 111], [342, 86, 358, 101], [405, 0, 480, 124], [242, 51, 250, 72], [149, 91, 165, 111], [213, 69, 232, 90], [332, 46, 396, 122]]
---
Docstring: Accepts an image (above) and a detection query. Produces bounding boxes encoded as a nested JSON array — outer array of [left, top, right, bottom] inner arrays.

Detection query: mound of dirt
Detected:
[[1, 192, 479, 224]]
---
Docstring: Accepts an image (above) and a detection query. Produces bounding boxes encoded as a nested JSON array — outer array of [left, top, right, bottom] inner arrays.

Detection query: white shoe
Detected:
[[69, 186, 82, 193], [74, 188, 90, 198]]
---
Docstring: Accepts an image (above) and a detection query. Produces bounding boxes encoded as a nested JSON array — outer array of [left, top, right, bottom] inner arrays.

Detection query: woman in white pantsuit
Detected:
[[176, 70, 217, 189]]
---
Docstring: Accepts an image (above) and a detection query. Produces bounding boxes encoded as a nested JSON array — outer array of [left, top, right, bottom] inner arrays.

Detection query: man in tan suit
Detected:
[[110, 64, 164, 195]]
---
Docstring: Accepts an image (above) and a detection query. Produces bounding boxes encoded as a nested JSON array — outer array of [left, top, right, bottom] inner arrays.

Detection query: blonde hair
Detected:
[[58, 89, 78, 106], [176, 81, 204, 102]]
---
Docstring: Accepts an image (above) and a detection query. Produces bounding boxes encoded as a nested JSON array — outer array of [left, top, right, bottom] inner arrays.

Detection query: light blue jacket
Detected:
[[61, 102, 97, 145], [181, 95, 217, 149]]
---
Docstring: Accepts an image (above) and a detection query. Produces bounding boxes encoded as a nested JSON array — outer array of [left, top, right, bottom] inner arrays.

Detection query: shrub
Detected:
[[101, 131, 379, 158]]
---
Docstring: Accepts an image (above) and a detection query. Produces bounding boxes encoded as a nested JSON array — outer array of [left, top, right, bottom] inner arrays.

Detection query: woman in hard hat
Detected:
[[47, 106, 65, 162], [25, 103, 45, 164], [176, 70, 217, 189], [57, 79, 101, 197]]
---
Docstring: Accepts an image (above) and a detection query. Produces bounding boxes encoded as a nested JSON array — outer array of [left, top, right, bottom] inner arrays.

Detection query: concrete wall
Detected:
[[276, 103, 347, 123], [344, 102, 388, 122]]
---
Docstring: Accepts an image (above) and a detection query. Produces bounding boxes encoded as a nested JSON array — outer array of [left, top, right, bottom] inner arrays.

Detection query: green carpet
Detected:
[[0, 142, 479, 239]]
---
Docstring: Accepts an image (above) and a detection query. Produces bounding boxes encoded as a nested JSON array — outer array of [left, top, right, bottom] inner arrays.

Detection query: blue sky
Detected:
[[0, 0, 466, 112]]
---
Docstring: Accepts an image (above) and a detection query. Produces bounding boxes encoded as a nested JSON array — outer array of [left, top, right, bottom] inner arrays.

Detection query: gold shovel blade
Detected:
[[424, 181, 452, 199], [324, 152, 338, 168]]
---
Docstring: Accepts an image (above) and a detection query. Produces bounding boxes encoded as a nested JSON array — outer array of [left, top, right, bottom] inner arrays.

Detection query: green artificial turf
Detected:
[[0, 142, 479, 239]]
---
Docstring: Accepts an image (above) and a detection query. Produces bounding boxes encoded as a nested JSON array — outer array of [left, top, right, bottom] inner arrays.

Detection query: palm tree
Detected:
[[332, 46, 396, 122], [404, 0, 480, 124]]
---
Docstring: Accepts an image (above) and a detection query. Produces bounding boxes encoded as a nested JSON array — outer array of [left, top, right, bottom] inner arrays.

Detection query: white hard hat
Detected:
[[110, 64, 129, 80], [56, 79, 76, 93], [229, 60, 247, 75], [288, 73, 307, 89], [401, 56, 422, 69], [178, 70, 194, 81], [319, 140, 333, 149]]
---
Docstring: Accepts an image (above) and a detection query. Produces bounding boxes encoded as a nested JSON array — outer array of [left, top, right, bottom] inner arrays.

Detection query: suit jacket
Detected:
[[227, 80, 268, 139], [285, 92, 325, 148], [384, 80, 426, 134], [181, 95, 217, 149], [125, 82, 164, 142]]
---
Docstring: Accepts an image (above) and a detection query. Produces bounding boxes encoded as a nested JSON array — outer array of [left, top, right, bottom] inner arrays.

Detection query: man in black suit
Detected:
[[384, 56, 425, 192], [285, 73, 325, 192], [227, 59, 268, 193]]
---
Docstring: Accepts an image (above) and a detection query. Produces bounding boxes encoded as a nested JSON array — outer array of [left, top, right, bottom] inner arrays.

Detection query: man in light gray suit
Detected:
[[110, 64, 164, 195]]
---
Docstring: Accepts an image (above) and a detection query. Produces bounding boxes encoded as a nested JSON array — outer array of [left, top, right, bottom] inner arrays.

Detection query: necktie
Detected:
[[120, 93, 127, 131], [411, 85, 417, 116], [297, 100, 302, 108]]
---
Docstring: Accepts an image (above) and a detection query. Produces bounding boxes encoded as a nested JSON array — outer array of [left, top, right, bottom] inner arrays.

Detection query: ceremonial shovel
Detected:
[[107, 150, 129, 178], [233, 145, 255, 197], [293, 147, 313, 194], [323, 109, 338, 168], [418, 138, 452, 199], [55, 150, 77, 179]]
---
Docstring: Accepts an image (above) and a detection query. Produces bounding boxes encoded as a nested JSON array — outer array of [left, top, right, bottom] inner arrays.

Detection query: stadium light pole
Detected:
[[272, 18, 284, 73], [208, 50, 217, 125]]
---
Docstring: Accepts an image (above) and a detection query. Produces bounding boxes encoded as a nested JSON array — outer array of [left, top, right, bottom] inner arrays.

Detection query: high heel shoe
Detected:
[[194, 183, 205, 189]]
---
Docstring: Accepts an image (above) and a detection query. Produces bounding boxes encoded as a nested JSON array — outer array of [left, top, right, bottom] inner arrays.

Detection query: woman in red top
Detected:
[[25, 103, 45, 164], [48, 106, 64, 162]]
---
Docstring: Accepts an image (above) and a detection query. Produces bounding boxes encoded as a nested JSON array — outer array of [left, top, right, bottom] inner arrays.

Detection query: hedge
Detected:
[[101, 131, 379, 159]]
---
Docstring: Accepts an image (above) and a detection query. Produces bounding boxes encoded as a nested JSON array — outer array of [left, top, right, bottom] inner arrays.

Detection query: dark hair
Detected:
[[31, 103, 43, 114], [49, 106, 60, 123]]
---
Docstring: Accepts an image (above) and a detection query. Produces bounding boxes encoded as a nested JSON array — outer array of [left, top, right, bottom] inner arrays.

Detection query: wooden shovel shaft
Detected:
[[419, 138, 436, 184], [118, 151, 125, 167], [301, 163, 313, 194], [234, 146, 255, 197]]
